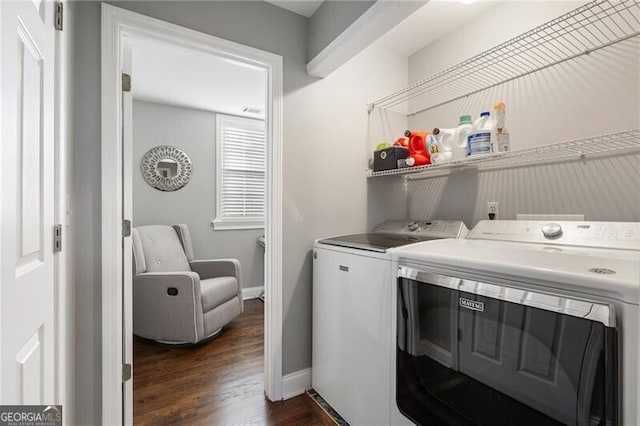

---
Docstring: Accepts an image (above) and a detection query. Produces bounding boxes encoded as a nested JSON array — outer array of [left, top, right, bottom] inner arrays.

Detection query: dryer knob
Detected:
[[542, 223, 563, 238]]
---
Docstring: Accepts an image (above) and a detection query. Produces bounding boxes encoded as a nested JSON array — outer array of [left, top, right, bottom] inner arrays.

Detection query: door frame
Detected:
[[54, 0, 73, 420], [100, 4, 284, 424]]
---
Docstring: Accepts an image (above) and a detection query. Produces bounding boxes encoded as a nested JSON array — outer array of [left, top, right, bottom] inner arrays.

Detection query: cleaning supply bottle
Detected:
[[404, 130, 431, 166], [467, 112, 492, 156], [452, 116, 473, 161], [493, 102, 511, 152], [431, 127, 455, 164]]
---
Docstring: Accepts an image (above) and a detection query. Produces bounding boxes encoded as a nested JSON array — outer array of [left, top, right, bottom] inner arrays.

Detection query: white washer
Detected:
[[391, 220, 640, 425], [312, 220, 468, 425]]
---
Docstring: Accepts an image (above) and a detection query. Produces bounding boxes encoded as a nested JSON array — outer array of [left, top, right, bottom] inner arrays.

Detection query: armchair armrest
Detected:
[[190, 259, 243, 313], [133, 271, 205, 343], [190, 259, 241, 281]]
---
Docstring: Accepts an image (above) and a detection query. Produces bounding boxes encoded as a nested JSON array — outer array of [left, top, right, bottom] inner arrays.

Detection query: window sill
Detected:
[[211, 219, 265, 231]]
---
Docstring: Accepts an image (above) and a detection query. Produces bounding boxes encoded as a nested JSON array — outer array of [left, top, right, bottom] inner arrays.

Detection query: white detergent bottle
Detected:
[[467, 112, 492, 156], [431, 127, 455, 164], [452, 115, 473, 160], [493, 102, 511, 152]]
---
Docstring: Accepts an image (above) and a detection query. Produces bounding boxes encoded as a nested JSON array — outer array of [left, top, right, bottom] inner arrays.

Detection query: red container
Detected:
[[404, 130, 431, 165]]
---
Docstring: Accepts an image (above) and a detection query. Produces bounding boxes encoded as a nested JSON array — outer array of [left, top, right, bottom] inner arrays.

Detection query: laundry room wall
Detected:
[[132, 100, 265, 290], [280, 42, 408, 375], [402, 1, 640, 226], [69, 1, 408, 424]]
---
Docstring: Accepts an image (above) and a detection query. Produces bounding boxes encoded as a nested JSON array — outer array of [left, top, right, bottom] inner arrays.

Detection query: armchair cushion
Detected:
[[191, 259, 243, 314], [200, 277, 239, 312], [136, 225, 191, 273], [172, 224, 194, 261]]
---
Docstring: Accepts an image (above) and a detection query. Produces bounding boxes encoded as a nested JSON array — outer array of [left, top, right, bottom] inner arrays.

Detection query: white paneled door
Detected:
[[1, 0, 57, 404]]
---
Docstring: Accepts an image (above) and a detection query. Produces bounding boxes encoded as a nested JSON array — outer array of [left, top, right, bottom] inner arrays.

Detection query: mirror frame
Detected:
[[140, 145, 193, 192]]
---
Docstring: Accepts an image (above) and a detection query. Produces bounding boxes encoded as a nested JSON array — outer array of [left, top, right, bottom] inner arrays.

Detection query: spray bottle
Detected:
[[493, 102, 511, 153]]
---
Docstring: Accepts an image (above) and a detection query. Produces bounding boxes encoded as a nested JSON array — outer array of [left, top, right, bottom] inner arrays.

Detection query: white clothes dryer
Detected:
[[391, 220, 640, 426]]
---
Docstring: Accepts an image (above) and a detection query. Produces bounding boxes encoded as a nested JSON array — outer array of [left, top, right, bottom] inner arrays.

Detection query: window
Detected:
[[213, 114, 266, 230]]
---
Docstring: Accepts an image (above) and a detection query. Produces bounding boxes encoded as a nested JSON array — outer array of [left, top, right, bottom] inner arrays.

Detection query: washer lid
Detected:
[[317, 233, 440, 252], [393, 239, 640, 305]]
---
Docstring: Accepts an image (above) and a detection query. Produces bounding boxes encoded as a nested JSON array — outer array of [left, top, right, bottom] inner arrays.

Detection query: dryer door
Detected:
[[395, 267, 617, 426]]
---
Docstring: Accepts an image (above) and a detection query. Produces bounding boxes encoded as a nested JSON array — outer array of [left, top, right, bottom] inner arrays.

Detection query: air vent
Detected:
[[242, 106, 263, 114]]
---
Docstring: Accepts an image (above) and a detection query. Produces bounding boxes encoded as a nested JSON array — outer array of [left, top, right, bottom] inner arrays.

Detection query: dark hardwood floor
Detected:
[[133, 300, 334, 425]]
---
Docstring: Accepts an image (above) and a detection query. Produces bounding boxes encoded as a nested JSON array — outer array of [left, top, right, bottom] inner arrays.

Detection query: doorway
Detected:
[[101, 5, 284, 424], [128, 33, 269, 421]]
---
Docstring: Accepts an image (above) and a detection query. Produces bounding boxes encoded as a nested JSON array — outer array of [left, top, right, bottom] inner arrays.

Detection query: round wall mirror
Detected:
[[141, 145, 193, 192]]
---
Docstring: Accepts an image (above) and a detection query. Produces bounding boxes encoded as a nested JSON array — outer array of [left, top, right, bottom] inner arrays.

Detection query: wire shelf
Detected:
[[368, 0, 640, 116], [366, 129, 640, 179]]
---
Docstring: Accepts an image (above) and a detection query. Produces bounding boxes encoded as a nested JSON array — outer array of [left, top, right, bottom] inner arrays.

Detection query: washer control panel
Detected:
[[375, 220, 469, 239], [468, 220, 640, 250]]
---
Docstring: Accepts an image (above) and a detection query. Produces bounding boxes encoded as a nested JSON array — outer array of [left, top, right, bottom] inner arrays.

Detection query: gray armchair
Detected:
[[132, 224, 243, 344]]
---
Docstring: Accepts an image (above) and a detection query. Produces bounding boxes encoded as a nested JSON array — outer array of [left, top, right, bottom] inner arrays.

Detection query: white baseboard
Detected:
[[282, 368, 312, 400], [242, 285, 264, 300]]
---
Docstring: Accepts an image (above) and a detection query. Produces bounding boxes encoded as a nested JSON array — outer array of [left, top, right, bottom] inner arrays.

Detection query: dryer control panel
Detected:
[[375, 220, 469, 239], [468, 220, 640, 250]]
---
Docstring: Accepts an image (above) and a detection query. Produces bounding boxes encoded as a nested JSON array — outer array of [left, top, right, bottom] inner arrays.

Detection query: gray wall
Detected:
[[132, 100, 264, 288], [71, 2, 311, 424], [69, 1, 101, 423], [307, 0, 375, 61], [70, 1, 410, 424]]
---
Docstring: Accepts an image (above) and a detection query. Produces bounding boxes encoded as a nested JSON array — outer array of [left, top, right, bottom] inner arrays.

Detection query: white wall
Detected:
[[400, 1, 640, 226], [283, 42, 409, 373], [409, 2, 586, 82], [132, 100, 265, 289]]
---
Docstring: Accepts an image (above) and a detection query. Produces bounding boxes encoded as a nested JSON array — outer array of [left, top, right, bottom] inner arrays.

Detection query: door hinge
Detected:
[[122, 219, 131, 238], [54, 2, 63, 31], [122, 363, 132, 382], [122, 73, 131, 92], [54, 224, 62, 253]]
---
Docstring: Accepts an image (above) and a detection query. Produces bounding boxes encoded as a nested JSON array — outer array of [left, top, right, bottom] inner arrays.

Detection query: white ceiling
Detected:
[[265, 0, 324, 17], [129, 1, 496, 113], [130, 37, 266, 117], [376, 0, 500, 56]]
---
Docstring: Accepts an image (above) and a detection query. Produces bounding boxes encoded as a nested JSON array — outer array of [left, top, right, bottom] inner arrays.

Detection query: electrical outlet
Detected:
[[487, 202, 500, 220]]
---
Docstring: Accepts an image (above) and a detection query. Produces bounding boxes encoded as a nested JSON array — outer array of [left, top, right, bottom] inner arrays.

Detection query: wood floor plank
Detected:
[[133, 300, 334, 425]]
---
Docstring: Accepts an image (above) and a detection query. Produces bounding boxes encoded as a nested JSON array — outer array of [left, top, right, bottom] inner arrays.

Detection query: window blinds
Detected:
[[217, 115, 266, 222]]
